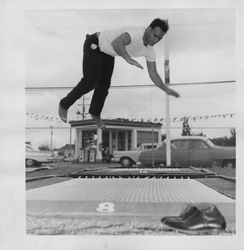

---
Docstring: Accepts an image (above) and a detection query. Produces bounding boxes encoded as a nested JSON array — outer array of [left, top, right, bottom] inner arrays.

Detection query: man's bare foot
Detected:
[[59, 102, 67, 122], [91, 114, 106, 129]]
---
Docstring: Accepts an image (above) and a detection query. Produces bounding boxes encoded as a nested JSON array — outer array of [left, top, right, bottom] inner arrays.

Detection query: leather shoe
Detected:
[[161, 205, 226, 234], [161, 204, 199, 223]]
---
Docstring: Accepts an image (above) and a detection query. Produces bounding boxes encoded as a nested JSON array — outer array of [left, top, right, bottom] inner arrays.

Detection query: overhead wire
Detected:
[[26, 22, 234, 29], [25, 80, 235, 91]]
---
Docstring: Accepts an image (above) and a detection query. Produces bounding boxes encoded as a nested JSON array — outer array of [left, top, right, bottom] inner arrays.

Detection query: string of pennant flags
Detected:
[[26, 112, 235, 123], [26, 113, 63, 123], [151, 113, 235, 123]]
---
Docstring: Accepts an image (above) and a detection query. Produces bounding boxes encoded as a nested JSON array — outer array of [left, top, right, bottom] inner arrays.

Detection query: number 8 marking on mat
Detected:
[[96, 202, 115, 212]]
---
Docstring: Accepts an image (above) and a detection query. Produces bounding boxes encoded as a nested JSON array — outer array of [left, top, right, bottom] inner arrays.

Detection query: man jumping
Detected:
[[59, 18, 180, 128]]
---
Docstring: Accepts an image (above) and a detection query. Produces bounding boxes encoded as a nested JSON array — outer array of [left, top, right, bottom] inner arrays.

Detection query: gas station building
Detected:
[[69, 119, 162, 161]]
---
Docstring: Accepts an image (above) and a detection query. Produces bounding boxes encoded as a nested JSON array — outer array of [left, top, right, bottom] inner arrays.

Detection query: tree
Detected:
[[229, 128, 236, 146], [38, 143, 50, 151], [210, 128, 236, 147]]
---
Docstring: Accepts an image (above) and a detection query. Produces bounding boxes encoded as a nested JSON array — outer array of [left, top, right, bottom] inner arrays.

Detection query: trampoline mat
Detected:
[[69, 167, 215, 178], [26, 178, 234, 218]]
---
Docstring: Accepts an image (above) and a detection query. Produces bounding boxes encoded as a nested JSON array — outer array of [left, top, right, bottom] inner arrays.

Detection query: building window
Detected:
[[137, 131, 158, 147], [112, 132, 116, 150], [82, 130, 96, 148], [128, 131, 131, 150], [118, 132, 125, 151], [102, 131, 109, 149]]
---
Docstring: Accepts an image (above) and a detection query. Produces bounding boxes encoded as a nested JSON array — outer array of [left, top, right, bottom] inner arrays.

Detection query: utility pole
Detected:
[[77, 95, 90, 120], [164, 21, 171, 167], [82, 95, 85, 120], [50, 125, 53, 151]]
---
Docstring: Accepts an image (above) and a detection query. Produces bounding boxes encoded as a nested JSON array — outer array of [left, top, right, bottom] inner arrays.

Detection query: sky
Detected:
[[24, 9, 235, 148]]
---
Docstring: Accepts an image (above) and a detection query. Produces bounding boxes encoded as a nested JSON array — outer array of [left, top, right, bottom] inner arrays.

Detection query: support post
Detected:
[[75, 128, 79, 160], [69, 125, 72, 166], [109, 131, 113, 153], [132, 129, 137, 150], [164, 25, 171, 167], [152, 126, 155, 168], [96, 128, 103, 161], [50, 126, 53, 151]]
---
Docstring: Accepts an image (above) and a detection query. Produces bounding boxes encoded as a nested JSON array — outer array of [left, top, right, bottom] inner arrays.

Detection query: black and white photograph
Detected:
[[1, 0, 244, 250]]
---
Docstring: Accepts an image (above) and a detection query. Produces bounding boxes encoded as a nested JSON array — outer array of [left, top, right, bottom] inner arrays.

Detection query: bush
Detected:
[[38, 144, 50, 151], [210, 129, 236, 147]]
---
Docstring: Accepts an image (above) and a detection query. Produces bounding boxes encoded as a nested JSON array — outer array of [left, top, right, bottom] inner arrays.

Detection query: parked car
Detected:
[[25, 144, 54, 167], [113, 143, 158, 167], [138, 136, 236, 168]]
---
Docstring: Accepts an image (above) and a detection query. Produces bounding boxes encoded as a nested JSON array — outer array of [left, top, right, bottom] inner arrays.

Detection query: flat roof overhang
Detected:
[[70, 119, 162, 129]]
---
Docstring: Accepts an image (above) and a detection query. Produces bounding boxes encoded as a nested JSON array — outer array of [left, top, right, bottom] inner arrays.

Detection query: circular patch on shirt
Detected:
[[91, 44, 98, 50]]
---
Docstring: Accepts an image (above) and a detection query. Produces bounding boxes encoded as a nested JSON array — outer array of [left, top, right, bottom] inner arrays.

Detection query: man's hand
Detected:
[[126, 58, 143, 69], [165, 88, 180, 98]]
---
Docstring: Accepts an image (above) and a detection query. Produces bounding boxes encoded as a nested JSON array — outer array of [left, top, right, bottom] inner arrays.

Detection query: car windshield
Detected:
[[26, 144, 40, 152], [205, 138, 217, 148], [157, 141, 166, 149]]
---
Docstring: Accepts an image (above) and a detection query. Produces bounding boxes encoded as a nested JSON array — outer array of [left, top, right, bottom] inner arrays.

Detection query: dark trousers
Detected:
[[60, 33, 115, 117]]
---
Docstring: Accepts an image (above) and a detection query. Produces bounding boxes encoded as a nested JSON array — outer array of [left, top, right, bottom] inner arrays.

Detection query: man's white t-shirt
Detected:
[[98, 27, 156, 62]]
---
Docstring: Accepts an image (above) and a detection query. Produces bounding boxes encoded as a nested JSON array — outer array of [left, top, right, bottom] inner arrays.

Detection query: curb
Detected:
[[215, 175, 236, 182], [26, 175, 57, 182]]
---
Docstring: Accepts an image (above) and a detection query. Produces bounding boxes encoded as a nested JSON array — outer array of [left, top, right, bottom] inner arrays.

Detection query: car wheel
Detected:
[[26, 159, 36, 167], [155, 162, 166, 168], [120, 157, 133, 168], [222, 160, 235, 168]]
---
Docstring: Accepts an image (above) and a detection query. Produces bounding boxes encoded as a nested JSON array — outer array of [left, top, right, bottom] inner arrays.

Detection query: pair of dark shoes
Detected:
[[161, 204, 226, 234]]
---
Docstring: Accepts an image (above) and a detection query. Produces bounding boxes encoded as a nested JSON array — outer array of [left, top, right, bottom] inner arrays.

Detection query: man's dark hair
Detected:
[[149, 18, 169, 33]]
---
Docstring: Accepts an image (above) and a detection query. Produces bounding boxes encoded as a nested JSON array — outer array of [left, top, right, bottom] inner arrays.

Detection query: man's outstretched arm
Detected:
[[111, 32, 143, 69], [146, 60, 180, 98]]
